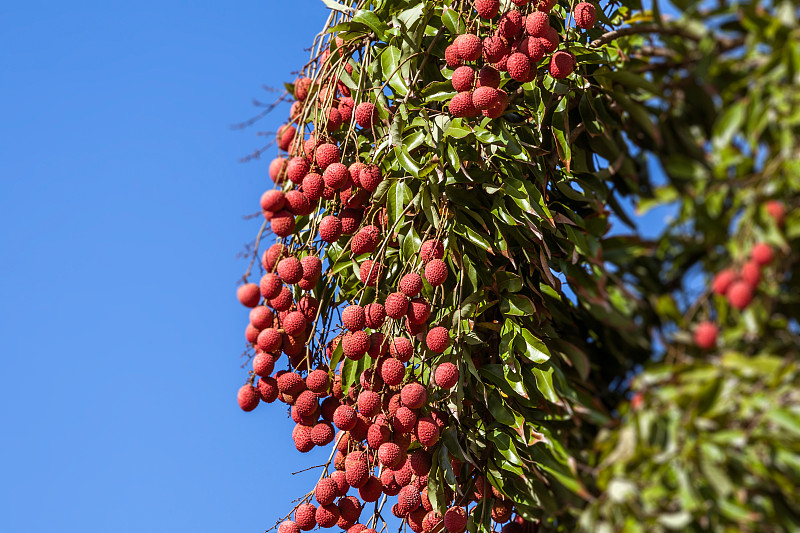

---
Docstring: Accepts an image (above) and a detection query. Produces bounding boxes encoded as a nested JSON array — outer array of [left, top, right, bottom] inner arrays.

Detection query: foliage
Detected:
[[234, 0, 800, 531]]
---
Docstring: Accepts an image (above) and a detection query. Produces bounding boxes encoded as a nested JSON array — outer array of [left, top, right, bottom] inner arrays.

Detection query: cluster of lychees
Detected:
[[445, 0, 596, 118], [693, 201, 786, 349], [233, 17, 529, 532]]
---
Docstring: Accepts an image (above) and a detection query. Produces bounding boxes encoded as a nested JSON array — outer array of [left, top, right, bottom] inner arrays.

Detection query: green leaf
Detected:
[[351, 10, 388, 40], [320, 0, 354, 14], [389, 180, 413, 224], [441, 8, 465, 35], [517, 328, 552, 364], [531, 366, 559, 403]]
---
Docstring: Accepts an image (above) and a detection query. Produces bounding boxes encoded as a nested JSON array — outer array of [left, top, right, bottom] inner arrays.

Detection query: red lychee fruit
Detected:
[[237, 384, 260, 411], [262, 243, 288, 271], [451, 66, 475, 92], [424, 259, 448, 287], [339, 496, 362, 523], [315, 477, 338, 506], [357, 390, 380, 416], [482, 35, 509, 63], [400, 382, 427, 409], [343, 330, 370, 360], [279, 520, 300, 533], [319, 215, 343, 242], [407, 297, 431, 325], [298, 295, 319, 322], [258, 376, 279, 403], [345, 451, 370, 488], [449, 92, 479, 118], [331, 470, 350, 496], [287, 157, 311, 184], [367, 422, 390, 449], [378, 442, 403, 468], [316, 504, 340, 528], [358, 476, 382, 502], [270, 210, 296, 237], [694, 321, 718, 350], [380, 357, 406, 386], [765, 200, 786, 226], [549, 50, 575, 79], [333, 404, 358, 431], [355, 102, 378, 128], [420, 240, 444, 262], [245, 324, 259, 344], [410, 449, 432, 476], [525, 11, 549, 36], [296, 503, 317, 531], [252, 351, 276, 377], [423, 511, 443, 533], [498, 10, 524, 40], [277, 371, 307, 396], [294, 389, 319, 417], [284, 190, 312, 216], [408, 508, 427, 533], [390, 337, 414, 362], [359, 164, 383, 192], [415, 416, 440, 446], [434, 362, 459, 389], [327, 107, 343, 132], [340, 207, 364, 235], [751, 243, 773, 266], [454, 34, 482, 62], [398, 486, 422, 515], [443, 507, 467, 533], [300, 256, 321, 281], [268, 286, 293, 311], [727, 281, 754, 310], [306, 369, 330, 393], [368, 332, 388, 359], [400, 273, 424, 297], [540, 26, 560, 53], [237, 283, 260, 308], [381, 469, 402, 496], [712, 269, 736, 296], [385, 292, 411, 319], [324, 162, 349, 189], [294, 77, 312, 101], [269, 157, 287, 183], [519, 36, 546, 62], [260, 190, 286, 213], [257, 328, 282, 352], [478, 66, 501, 88], [444, 45, 463, 68], [742, 260, 761, 287], [507, 52, 531, 82], [277, 257, 303, 284], [277, 124, 296, 152], [492, 500, 513, 523], [351, 227, 379, 256], [302, 172, 324, 202], [360, 260, 383, 286], [343, 305, 366, 331], [536, 0, 556, 11], [315, 143, 341, 170], [365, 303, 386, 328], [393, 406, 417, 433], [311, 422, 335, 446], [426, 327, 450, 353], [474, 0, 500, 19], [574, 2, 597, 29]]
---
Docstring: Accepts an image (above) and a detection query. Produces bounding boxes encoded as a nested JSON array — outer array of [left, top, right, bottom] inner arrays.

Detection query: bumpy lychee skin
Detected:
[[472, 86, 500, 111], [339, 496, 362, 523], [482, 35, 509, 63], [263, 243, 289, 271], [269, 286, 294, 312], [315, 478, 338, 506], [270, 210, 296, 237], [298, 295, 319, 322], [277, 124, 296, 152], [378, 442, 403, 468], [319, 215, 343, 243], [424, 259, 448, 287], [449, 92, 478, 118], [333, 404, 358, 431], [423, 511, 443, 533], [550, 50, 575, 79], [245, 324, 260, 344], [451, 66, 475, 92], [365, 303, 386, 328], [343, 330, 370, 360], [357, 390, 381, 416], [443, 507, 467, 533], [410, 449, 433, 476], [345, 451, 370, 488], [351, 227, 379, 256], [302, 172, 324, 202], [258, 376, 279, 403], [315, 143, 341, 170], [393, 406, 417, 434], [294, 389, 319, 417], [454, 34, 482, 62], [237, 283, 261, 308], [340, 208, 364, 235], [295, 503, 317, 531], [400, 273, 424, 297], [541, 26, 560, 53], [434, 362, 459, 389], [278, 371, 307, 396], [407, 297, 431, 325], [359, 476, 383, 502], [269, 157, 288, 183], [400, 382, 427, 409], [444, 45, 463, 68], [385, 292, 411, 319], [420, 239, 445, 262], [712, 269, 736, 296], [381, 357, 406, 386], [415, 416, 440, 446], [279, 520, 301, 533], [311, 422, 335, 446], [519, 36, 546, 62], [694, 321, 718, 350], [252, 351, 276, 377], [574, 2, 597, 29], [316, 503, 340, 528], [398, 486, 422, 516], [359, 164, 383, 192], [257, 328, 282, 352], [390, 337, 414, 362], [498, 10, 524, 40], [474, 0, 500, 19], [426, 327, 451, 353], [342, 305, 366, 332], [525, 11, 549, 36], [355, 102, 378, 128], [324, 162, 349, 189], [287, 157, 311, 184], [277, 257, 303, 285], [306, 369, 330, 394], [751, 243, 773, 266], [260, 190, 286, 213], [507, 52, 531, 81], [299, 256, 321, 282], [727, 281, 754, 310], [478, 66, 501, 88], [237, 384, 260, 411], [360, 260, 383, 286], [491, 500, 513, 523], [284, 190, 312, 216]]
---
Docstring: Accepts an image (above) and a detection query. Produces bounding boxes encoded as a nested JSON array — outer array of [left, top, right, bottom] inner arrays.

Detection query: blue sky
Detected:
[[0, 3, 676, 533], [0, 2, 337, 532]]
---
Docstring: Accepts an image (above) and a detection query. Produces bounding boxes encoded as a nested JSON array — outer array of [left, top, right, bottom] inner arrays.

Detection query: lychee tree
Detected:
[[233, 0, 800, 531]]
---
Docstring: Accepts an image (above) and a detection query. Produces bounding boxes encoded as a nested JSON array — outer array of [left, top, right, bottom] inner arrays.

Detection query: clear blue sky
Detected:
[[0, 3, 674, 532], [0, 2, 337, 532]]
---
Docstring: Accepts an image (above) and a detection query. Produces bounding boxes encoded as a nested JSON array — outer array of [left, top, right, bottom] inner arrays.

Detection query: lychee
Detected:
[[712, 269, 736, 296], [378, 442, 403, 468], [449, 92, 478, 118], [355, 102, 378, 128], [549, 50, 575, 79], [478, 66, 501, 88], [357, 390, 380, 416], [443, 507, 467, 533], [727, 281, 753, 310], [316, 504, 340, 528], [398, 486, 421, 515], [270, 210, 296, 237], [340, 207, 364, 235], [319, 216, 343, 242], [287, 157, 311, 184], [269, 157, 287, 183], [424, 259, 448, 287], [426, 327, 450, 353], [474, 0, 500, 19], [400, 273, 424, 297], [742, 260, 761, 287], [252, 351, 276, 377], [237, 384, 260, 411], [765, 200, 786, 226], [444, 45, 463, 68], [359, 260, 383, 286], [497, 10, 524, 40], [454, 34, 482, 62], [359, 164, 383, 192], [385, 292, 410, 319], [507, 52, 531, 81], [295, 503, 317, 531], [573, 2, 597, 29], [338, 496, 362, 523], [482, 35, 509, 63], [311, 423, 335, 446], [257, 328, 282, 352], [324, 162, 349, 189], [407, 297, 431, 325], [364, 303, 386, 328], [315, 478, 338, 506], [390, 337, 414, 362], [343, 305, 366, 331], [258, 376, 279, 403], [333, 404, 358, 431], [358, 476, 382, 502], [260, 190, 286, 213], [400, 382, 427, 409], [434, 362, 459, 389], [315, 143, 341, 170], [751, 243, 773, 266], [268, 286, 294, 311], [393, 406, 417, 434], [237, 283, 261, 308], [415, 416, 440, 446], [525, 11, 549, 36], [451, 66, 475, 92], [380, 357, 406, 386], [420, 239, 444, 262]]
